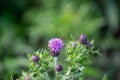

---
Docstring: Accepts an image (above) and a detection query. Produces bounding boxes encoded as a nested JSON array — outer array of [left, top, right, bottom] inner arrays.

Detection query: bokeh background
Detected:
[[0, 0, 120, 80]]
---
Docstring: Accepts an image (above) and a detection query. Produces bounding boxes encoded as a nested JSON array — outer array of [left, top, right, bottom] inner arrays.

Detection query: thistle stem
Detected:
[[54, 57, 58, 80], [54, 57, 58, 67], [81, 45, 86, 53]]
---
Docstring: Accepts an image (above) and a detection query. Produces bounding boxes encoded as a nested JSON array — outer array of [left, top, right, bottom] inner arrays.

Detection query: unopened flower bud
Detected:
[[79, 34, 87, 45], [56, 64, 63, 72], [32, 55, 39, 62]]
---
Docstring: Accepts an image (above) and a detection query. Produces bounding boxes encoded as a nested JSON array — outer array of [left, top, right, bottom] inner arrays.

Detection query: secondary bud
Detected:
[[56, 64, 63, 72], [86, 42, 91, 48], [32, 55, 39, 62]]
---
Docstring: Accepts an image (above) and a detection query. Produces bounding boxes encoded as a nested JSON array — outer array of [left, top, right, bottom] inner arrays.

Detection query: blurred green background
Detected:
[[0, 0, 120, 80]]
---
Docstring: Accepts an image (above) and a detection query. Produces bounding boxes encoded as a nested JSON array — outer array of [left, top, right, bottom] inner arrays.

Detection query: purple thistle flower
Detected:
[[32, 55, 39, 62], [48, 38, 64, 57], [56, 64, 63, 72], [79, 34, 87, 45]]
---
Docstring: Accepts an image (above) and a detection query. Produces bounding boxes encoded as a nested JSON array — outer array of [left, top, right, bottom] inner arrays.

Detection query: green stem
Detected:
[[54, 57, 58, 80], [54, 57, 58, 67]]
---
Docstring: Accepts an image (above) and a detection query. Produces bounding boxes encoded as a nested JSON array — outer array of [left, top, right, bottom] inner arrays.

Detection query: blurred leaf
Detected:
[[4, 58, 29, 71], [102, 74, 108, 80], [83, 67, 102, 79]]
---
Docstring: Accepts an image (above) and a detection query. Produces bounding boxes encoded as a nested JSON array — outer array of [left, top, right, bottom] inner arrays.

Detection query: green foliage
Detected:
[[20, 37, 100, 80]]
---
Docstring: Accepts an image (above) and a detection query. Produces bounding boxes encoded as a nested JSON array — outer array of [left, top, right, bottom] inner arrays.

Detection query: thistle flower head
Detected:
[[79, 34, 87, 45], [48, 38, 64, 57], [56, 64, 63, 72]]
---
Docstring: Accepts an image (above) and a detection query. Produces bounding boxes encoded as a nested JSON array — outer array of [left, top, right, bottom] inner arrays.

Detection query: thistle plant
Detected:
[[19, 34, 100, 80]]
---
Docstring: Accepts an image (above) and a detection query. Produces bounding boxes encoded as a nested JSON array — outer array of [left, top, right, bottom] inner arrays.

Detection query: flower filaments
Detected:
[[48, 38, 64, 57]]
